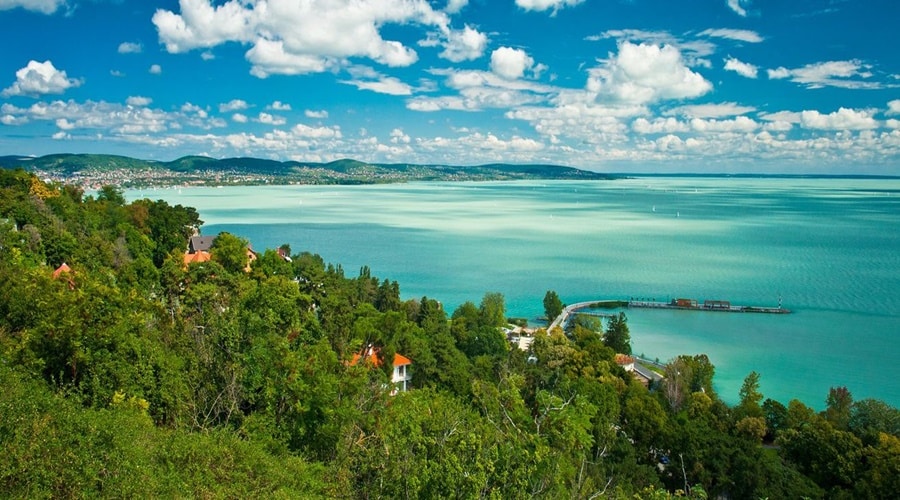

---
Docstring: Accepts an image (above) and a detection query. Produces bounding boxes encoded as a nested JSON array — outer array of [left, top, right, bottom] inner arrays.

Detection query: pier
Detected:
[[627, 298, 789, 314], [548, 297, 789, 332]]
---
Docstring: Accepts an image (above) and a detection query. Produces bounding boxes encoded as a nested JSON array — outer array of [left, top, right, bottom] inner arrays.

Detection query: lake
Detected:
[[127, 177, 900, 409]]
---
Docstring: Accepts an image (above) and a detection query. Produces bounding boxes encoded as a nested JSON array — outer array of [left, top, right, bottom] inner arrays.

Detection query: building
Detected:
[[349, 346, 413, 395], [183, 233, 256, 272]]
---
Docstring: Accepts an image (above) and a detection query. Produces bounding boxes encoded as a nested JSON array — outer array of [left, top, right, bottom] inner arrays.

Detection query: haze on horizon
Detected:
[[0, 0, 898, 175]]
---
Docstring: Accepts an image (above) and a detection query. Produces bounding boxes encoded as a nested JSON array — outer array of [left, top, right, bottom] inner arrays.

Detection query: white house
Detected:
[[349, 346, 413, 395]]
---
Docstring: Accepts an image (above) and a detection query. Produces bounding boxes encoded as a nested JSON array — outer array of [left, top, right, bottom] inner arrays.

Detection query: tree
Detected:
[[211, 232, 249, 274], [603, 312, 631, 354], [479, 292, 506, 328], [543, 290, 564, 324], [849, 398, 900, 445], [736, 371, 764, 419], [824, 386, 853, 431]]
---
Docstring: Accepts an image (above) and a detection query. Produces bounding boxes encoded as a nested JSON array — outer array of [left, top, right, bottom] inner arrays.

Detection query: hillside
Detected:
[[0, 153, 614, 187]]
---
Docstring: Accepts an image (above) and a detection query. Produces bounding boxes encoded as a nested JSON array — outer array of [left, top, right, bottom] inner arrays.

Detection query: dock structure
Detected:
[[627, 298, 789, 314], [547, 296, 789, 332]]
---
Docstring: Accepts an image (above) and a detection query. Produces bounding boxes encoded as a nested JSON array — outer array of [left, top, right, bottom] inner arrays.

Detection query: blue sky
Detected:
[[1, 0, 898, 173]]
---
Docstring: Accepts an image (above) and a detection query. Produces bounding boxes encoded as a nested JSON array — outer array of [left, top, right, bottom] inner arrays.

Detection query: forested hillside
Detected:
[[0, 169, 897, 498]]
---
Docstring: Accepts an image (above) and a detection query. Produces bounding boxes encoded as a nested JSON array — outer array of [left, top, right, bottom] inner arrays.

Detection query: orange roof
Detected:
[[349, 347, 412, 368], [183, 250, 212, 266], [614, 354, 635, 365], [52, 263, 72, 280]]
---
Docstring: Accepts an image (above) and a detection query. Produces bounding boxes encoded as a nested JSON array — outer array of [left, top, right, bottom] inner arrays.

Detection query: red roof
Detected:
[[614, 354, 635, 365], [52, 263, 72, 280], [349, 346, 412, 368], [183, 250, 212, 266]]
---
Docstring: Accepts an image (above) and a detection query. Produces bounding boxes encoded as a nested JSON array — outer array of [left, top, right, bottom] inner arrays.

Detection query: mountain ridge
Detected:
[[0, 153, 613, 187]]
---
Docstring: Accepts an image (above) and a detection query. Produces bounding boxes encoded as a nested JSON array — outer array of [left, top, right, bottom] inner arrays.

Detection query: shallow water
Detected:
[[128, 178, 900, 408]]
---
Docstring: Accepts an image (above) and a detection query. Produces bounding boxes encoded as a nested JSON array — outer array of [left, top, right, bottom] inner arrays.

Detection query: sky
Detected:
[[1, 0, 899, 174]]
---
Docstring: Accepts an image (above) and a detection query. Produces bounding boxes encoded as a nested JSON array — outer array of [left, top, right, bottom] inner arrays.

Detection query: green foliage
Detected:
[[0, 173, 897, 498], [604, 311, 632, 354], [543, 289, 564, 323]]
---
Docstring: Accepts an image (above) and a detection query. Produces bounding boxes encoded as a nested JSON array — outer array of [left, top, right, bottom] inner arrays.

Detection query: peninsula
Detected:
[[0, 153, 614, 189]]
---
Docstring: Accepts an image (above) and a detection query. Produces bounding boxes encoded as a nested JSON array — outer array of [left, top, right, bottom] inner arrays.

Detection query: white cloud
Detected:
[[232, 113, 248, 123], [769, 60, 884, 89], [153, 0, 461, 76], [305, 109, 328, 119], [767, 67, 791, 79], [438, 25, 488, 62], [292, 123, 341, 139], [515, 0, 585, 15], [257, 112, 286, 126], [885, 119, 900, 130], [698, 29, 763, 43], [886, 99, 900, 115], [126, 96, 152, 107], [0, 0, 66, 15], [390, 128, 410, 144], [665, 102, 756, 118], [632, 117, 689, 134], [727, 0, 750, 17], [2, 60, 82, 97], [219, 99, 249, 112], [444, 0, 468, 14], [490, 47, 535, 80], [800, 108, 879, 130], [343, 76, 412, 95], [269, 101, 291, 111], [149, 64, 162, 74], [587, 42, 712, 104], [724, 57, 758, 78], [690, 116, 759, 133], [201, 51, 216, 61], [118, 42, 143, 54]]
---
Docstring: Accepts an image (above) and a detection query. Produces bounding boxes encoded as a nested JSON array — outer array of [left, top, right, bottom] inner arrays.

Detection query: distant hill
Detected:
[[0, 153, 614, 187]]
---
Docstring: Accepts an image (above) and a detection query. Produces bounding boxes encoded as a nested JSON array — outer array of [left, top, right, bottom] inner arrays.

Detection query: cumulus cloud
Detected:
[[767, 67, 791, 79], [587, 42, 712, 104], [438, 25, 488, 62], [257, 112, 286, 126], [2, 60, 82, 97], [886, 99, 900, 115], [724, 57, 758, 78], [269, 100, 291, 111], [490, 47, 535, 80], [118, 42, 143, 54], [126, 96, 152, 107], [231, 113, 248, 123], [515, 0, 585, 15], [632, 117, 689, 134], [768, 60, 884, 89], [690, 116, 758, 133], [219, 99, 249, 112], [149, 64, 162, 74], [153, 0, 479, 76], [305, 109, 328, 119], [800, 108, 879, 130], [698, 28, 763, 43], [665, 102, 756, 118], [0, 0, 66, 15]]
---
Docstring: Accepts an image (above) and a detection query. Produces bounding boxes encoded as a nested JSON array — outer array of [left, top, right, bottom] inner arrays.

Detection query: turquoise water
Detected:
[[128, 178, 900, 409]]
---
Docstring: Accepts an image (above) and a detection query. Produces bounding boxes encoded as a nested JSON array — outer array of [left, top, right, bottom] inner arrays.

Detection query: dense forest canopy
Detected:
[[0, 168, 897, 498]]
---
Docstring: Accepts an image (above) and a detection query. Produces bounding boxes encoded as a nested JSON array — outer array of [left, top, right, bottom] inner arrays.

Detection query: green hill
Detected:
[[1, 153, 616, 186]]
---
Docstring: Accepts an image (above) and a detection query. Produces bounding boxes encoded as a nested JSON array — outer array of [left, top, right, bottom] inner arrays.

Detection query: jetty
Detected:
[[548, 297, 789, 332], [628, 298, 789, 314]]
